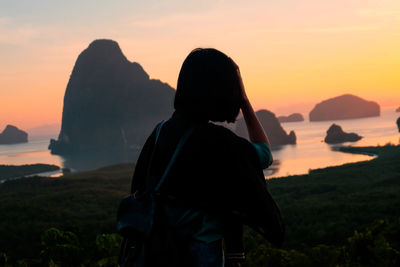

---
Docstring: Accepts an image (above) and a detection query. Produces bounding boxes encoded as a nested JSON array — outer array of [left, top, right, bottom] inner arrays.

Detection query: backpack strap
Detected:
[[142, 121, 165, 195], [155, 120, 165, 144], [144, 121, 199, 195], [154, 125, 198, 192]]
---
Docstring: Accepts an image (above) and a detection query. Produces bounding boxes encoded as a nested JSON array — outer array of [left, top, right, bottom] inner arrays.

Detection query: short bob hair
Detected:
[[174, 48, 242, 123]]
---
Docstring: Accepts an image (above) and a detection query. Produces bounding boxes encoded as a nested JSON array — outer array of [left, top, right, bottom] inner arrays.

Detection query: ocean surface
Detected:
[[1, 107, 399, 179]]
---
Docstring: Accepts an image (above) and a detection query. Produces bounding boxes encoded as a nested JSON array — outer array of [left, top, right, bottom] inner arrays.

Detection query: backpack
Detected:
[[117, 122, 198, 266]]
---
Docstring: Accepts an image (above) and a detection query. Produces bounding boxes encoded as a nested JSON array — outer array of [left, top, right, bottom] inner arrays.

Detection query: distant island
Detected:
[[235, 109, 296, 146], [278, 113, 304, 123], [309, 94, 380, 121], [49, 39, 174, 156], [396, 106, 400, 112], [0, 125, 28, 144], [324, 124, 362, 144]]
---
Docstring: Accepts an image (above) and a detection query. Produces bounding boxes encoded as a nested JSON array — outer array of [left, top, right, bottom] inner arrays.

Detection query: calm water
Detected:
[[266, 107, 399, 178], [1, 107, 399, 178]]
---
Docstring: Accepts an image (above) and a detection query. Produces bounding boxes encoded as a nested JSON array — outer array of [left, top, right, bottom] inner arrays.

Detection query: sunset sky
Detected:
[[1, 0, 400, 129]]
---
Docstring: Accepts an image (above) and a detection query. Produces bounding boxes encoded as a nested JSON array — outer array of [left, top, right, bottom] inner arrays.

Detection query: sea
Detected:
[[1, 107, 399, 179]]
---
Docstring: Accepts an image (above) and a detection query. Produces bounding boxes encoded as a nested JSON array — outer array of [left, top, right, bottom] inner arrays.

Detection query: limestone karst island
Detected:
[[278, 113, 304, 123], [0, 125, 28, 144], [324, 124, 362, 144], [309, 94, 380, 122], [48, 39, 174, 156], [235, 109, 296, 146]]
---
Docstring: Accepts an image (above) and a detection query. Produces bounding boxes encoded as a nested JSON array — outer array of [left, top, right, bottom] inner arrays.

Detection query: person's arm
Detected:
[[237, 68, 273, 164]]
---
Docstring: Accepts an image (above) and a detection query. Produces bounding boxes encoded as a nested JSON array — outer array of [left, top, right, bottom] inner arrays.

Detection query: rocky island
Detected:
[[396, 107, 400, 112], [324, 124, 362, 144], [49, 39, 175, 155], [235, 109, 296, 146], [309, 94, 380, 121], [278, 113, 304, 123], [0, 125, 28, 144]]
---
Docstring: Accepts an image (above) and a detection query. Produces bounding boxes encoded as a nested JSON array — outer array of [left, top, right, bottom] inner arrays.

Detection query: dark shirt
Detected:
[[131, 111, 284, 247]]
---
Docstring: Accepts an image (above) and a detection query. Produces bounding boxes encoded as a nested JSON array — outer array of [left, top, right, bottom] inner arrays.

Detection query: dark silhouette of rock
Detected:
[[396, 107, 400, 112], [278, 113, 304, 123], [0, 125, 28, 144], [309, 94, 380, 121], [324, 124, 362, 144], [49, 39, 174, 155], [397, 117, 400, 132], [235, 110, 296, 146]]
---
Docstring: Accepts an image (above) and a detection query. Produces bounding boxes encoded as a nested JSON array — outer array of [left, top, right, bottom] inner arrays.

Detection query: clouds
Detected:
[[252, 26, 380, 34], [0, 17, 40, 45], [358, 8, 400, 19]]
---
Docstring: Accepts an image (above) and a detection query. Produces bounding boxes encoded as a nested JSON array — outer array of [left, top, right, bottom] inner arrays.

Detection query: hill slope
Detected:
[[1, 146, 399, 265]]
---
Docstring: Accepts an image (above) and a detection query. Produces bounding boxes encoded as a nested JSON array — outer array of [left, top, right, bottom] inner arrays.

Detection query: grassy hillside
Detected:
[[0, 145, 399, 265], [267, 145, 400, 249], [0, 163, 134, 262]]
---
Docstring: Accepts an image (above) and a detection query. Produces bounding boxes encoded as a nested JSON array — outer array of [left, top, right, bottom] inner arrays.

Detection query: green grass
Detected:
[[0, 145, 399, 265]]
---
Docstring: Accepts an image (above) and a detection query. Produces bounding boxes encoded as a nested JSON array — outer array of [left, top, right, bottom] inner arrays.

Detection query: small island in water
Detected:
[[235, 109, 296, 146], [309, 94, 380, 121], [278, 113, 304, 123], [324, 124, 362, 144], [0, 125, 28, 144], [396, 106, 400, 112]]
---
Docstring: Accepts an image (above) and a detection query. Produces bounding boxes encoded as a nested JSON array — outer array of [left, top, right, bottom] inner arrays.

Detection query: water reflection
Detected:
[[265, 142, 376, 179], [265, 107, 399, 178]]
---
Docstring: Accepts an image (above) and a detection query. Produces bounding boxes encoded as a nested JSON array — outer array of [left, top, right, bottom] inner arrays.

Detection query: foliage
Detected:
[[243, 220, 400, 267], [1, 228, 123, 267], [345, 220, 400, 267], [0, 252, 9, 267], [40, 227, 85, 266], [0, 163, 134, 263], [94, 233, 122, 267], [0, 146, 399, 266], [267, 144, 400, 249], [1, 221, 398, 266]]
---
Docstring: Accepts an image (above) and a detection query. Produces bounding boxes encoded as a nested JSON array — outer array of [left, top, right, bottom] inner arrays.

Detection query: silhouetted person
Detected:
[[119, 48, 284, 267]]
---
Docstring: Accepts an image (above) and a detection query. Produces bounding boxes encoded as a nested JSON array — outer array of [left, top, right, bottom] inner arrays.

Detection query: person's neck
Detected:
[[172, 110, 209, 124]]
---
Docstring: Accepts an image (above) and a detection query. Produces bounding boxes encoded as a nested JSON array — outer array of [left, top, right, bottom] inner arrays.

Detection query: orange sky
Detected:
[[1, 0, 400, 130]]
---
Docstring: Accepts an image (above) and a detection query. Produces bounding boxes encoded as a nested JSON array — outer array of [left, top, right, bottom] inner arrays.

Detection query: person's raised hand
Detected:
[[236, 68, 249, 109]]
